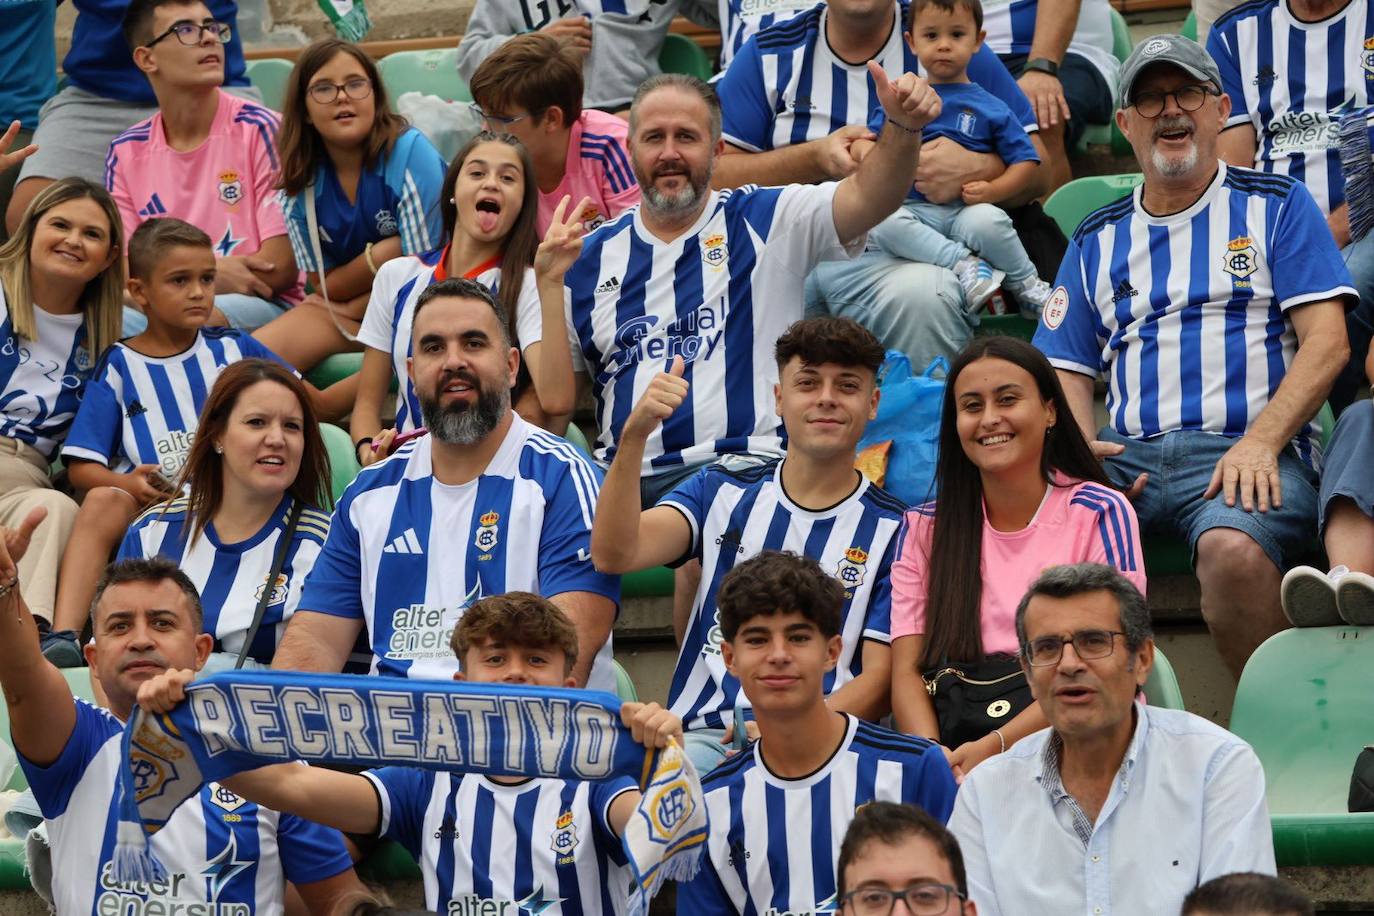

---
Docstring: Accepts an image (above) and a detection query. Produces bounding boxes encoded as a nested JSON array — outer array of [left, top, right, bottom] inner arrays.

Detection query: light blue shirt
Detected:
[[948, 702, 1275, 916]]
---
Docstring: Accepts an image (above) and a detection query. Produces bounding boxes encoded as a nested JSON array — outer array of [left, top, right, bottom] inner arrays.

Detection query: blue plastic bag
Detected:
[[856, 351, 946, 506]]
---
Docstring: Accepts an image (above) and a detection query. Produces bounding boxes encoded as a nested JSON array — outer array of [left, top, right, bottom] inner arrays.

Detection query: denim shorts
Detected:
[[1098, 428, 1319, 569], [1318, 399, 1374, 532]]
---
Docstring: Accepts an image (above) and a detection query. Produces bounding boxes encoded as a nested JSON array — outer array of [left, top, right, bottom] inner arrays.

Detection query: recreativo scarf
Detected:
[[113, 671, 706, 915]]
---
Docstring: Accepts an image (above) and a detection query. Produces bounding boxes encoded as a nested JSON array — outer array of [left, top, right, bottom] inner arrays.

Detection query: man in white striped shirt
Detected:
[[1034, 35, 1354, 679]]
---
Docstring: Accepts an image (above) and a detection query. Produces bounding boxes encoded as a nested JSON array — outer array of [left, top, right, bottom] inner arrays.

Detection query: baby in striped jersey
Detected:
[[138, 591, 688, 916]]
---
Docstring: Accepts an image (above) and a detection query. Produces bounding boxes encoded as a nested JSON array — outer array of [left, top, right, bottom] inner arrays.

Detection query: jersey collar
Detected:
[[431, 243, 503, 282]]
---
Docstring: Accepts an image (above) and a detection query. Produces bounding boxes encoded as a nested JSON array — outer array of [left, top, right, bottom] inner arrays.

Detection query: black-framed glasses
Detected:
[[145, 19, 232, 48], [1025, 629, 1126, 667], [840, 883, 966, 915], [308, 77, 374, 105], [467, 102, 531, 128], [1130, 84, 1219, 118]]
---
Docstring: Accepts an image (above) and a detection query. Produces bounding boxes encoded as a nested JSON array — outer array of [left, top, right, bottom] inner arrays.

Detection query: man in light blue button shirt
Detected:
[[948, 563, 1275, 916]]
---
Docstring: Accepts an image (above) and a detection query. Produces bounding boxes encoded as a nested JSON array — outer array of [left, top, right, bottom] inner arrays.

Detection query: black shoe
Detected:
[[36, 618, 83, 669]]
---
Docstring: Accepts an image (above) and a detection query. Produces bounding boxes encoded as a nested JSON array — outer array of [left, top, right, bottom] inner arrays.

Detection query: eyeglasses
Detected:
[[841, 883, 966, 915], [1025, 629, 1126, 667], [1130, 84, 1219, 118], [468, 103, 531, 128], [145, 19, 232, 48], [308, 77, 374, 105]]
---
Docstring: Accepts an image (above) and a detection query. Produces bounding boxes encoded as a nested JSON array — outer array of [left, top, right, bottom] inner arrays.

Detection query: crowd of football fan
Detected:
[[0, 0, 1367, 911]]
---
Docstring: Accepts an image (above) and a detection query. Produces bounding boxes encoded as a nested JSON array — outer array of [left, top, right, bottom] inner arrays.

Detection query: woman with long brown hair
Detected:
[[889, 337, 1147, 778], [0, 175, 123, 664], [351, 130, 576, 464], [253, 38, 447, 371], [115, 358, 333, 669]]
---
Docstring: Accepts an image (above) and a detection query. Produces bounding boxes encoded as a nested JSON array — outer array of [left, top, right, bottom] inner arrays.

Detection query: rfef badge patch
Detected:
[[1222, 236, 1258, 286], [702, 233, 727, 269], [217, 171, 244, 206], [1043, 286, 1070, 330]]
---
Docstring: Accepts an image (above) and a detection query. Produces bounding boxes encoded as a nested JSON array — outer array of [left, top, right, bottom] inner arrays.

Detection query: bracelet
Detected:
[[354, 437, 374, 462], [885, 117, 922, 135], [993, 728, 1006, 754], [363, 242, 379, 276], [0, 576, 16, 601]]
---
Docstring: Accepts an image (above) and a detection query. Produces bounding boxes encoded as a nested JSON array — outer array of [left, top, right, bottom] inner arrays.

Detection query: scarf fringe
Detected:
[[112, 821, 167, 886], [1340, 108, 1374, 245]]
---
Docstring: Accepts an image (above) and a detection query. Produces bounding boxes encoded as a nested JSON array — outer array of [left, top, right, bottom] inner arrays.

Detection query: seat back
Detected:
[[1181, 10, 1199, 41], [658, 33, 713, 81], [1142, 646, 1186, 710], [244, 57, 293, 111], [1043, 174, 1144, 237], [1108, 7, 1132, 61], [378, 49, 472, 103], [320, 421, 361, 504], [613, 660, 639, 703], [1230, 627, 1374, 814]]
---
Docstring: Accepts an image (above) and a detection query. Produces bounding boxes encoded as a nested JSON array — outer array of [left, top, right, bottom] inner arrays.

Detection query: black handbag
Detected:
[[922, 653, 1033, 749], [1351, 746, 1374, 812]]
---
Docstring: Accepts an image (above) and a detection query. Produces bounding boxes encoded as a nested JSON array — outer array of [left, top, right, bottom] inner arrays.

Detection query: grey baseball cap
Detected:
[[1116, 34, 1223, 108]]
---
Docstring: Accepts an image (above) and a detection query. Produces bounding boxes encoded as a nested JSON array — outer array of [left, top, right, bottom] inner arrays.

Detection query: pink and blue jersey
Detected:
[[105, 89, 303, 303], [535, 110, 640, 238], [890, 479, 1145, 654]]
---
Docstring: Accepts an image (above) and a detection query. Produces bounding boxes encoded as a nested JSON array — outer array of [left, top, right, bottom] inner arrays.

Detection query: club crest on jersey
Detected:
[[375, 209, 398, 236], [550, 809, 580, 863], [474, 510, 500, 556], [217, 171, 244, 206], [255, 572, 289, 607], [702, 233, 728, 269], [836, 546, 869, 590], [1363, 36, 1374, 74], [1222, 236, 1258, 285], [957, 109, 977, 136], [702, 609, 724, 657], [580, 203, 606, 232], [1043, 286, 1070, 330], [209, 782, 247, 813]]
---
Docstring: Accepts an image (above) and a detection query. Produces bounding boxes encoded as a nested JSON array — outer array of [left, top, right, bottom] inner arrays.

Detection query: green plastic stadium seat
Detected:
[[1043, 173, 1143, 237], [613, 659, 639, 702], [659, 33, 713, 81], [973, 313, 1037, 341], [244, 58, 293, 111], [1182, 11, 1199, 41], [1230, 626, 1374, 866], [378, 48, 472, 103], [564, 422, 592, 456], [357, 839, 422, 881], [1142, 647, 1185, 710], [320, 422, 361, 503], [306, 352, 363, 389], [1077, 9, 1132, 152]]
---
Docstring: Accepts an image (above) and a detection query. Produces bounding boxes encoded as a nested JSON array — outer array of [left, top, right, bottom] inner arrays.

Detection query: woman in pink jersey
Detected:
[[890, 336, 1145, 779]]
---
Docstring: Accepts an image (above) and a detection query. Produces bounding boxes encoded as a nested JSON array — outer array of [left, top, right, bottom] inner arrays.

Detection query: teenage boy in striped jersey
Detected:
[[676, 550, 957, 915], [591, 317, 904, 775]]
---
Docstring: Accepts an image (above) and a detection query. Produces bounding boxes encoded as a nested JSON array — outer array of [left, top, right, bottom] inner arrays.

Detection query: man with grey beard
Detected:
[[272, 277, 622, 692], [1032, 35, 1354, 681]]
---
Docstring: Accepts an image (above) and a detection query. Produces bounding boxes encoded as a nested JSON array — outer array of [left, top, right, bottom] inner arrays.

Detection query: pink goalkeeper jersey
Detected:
[[890, 479, 1146, 654], [105, 89, 303, 303], [535, 109, 641, 237]]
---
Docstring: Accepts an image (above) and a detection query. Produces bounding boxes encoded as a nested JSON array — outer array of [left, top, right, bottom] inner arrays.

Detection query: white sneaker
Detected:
[[1280, 565, 1344, 626], [954, 257, 1005, 312], [1335, 569, 1374, 625], [1008, 276, 1053, 320]]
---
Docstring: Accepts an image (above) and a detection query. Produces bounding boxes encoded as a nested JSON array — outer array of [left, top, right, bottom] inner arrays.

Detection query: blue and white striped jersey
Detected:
[[19, 699, 352, 916], [660, 459, 905, 731], [118, 496, 331, 665], [1208, 0, 1374, 214], [981, 0, 1121, 91], [297, 416, 620, 691], [1033, 163, 1356, 467], [364, 767, 636, 916], [355, 248, 542, 434], [566, 183, 861, 475], [0, 287, 96, 460], [677, 715, 958, 915], [281, 126, 447, 274], [718, 0, 814, 69], [716, 2, 1037, 153], [61, 328, 285, 477]]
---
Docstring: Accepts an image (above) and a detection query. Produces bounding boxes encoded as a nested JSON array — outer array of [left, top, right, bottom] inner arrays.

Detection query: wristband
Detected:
[[364, 242, 379, 276], [354, 437, 374, 462], [1024, 57, 1060, 77], [993, 728, 1006, 754], [885, 117, 922, 135]]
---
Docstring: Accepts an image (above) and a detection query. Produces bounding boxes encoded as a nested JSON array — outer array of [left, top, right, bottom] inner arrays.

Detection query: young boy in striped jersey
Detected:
[[592, 318, 905, 775], [467, 32, 640, 238], [138, 591, 688, 916], [677, 550, 958, 915]]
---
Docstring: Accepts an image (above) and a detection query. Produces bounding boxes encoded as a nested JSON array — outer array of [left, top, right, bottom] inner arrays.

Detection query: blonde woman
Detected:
[[0, 172, 123, 663]]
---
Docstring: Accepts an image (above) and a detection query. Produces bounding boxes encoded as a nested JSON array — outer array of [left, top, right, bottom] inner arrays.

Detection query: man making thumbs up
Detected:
[[591, 317, 908, 775]]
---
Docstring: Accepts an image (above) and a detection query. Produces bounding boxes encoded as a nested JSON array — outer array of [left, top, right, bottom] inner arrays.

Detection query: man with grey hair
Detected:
[[948, 562, 1275, 916], [1033, 34, 1354, 682], [272, 278, 622, 691]]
